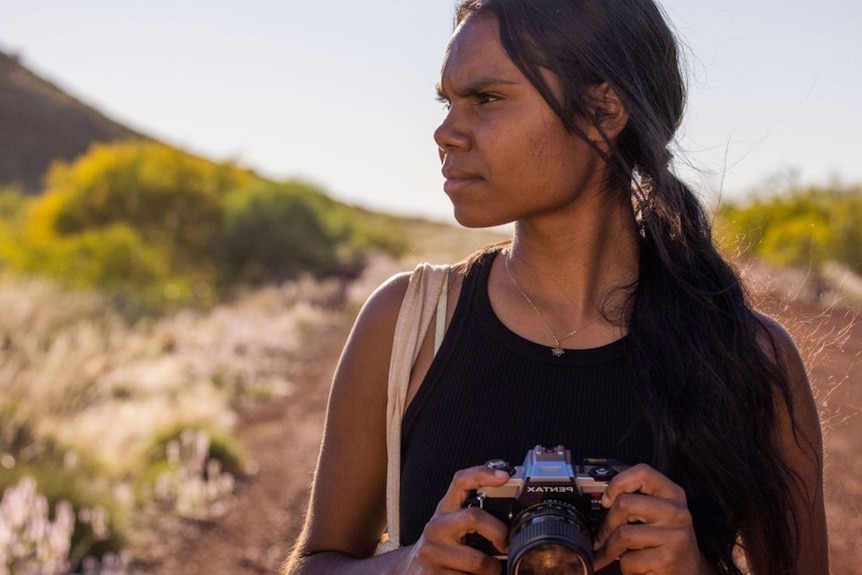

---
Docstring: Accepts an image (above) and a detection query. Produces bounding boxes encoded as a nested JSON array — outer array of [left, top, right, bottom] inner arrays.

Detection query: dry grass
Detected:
[[0, 274, 345, 476], [0, 270, 350, 572]]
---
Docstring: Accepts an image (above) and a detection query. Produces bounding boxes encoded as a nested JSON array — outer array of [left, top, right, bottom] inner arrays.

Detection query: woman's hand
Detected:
[[592, 464, 713, 575], [404, 465, 511, 575]]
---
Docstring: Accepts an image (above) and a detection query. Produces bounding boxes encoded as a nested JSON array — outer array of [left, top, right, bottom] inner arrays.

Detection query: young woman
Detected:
[[282, 1, 829, 573]]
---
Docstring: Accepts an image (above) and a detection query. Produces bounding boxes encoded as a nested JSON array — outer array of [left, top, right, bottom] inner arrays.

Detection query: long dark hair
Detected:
[[455, 1, 807, 573]]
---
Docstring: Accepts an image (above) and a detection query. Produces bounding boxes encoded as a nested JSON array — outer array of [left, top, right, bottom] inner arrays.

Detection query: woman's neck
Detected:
[[505, 193, 640, 324]]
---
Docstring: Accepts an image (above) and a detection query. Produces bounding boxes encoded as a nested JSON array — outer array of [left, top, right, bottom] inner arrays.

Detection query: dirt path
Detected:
[[136, 317, 349, 575], [142, 273, 862, 574]]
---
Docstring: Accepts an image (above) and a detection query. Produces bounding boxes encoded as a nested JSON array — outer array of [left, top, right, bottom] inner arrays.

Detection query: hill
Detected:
[[0, 50, 147, 194]]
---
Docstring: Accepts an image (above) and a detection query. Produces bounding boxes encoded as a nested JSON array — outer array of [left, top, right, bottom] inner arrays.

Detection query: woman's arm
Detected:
[[744, 315, 829, 574], [281, 272, 410, 574], [281, 272, 510, 575]]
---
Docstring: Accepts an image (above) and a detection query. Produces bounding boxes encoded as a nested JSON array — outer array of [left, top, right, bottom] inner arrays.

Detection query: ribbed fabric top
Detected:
[[399, 249, 654, 546]]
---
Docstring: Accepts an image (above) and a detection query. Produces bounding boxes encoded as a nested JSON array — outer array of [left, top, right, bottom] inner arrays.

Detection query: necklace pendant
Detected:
[[551, 345, 565, 357]]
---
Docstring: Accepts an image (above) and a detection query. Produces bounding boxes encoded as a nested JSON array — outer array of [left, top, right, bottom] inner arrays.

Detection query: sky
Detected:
[[1, 1, 860, 222]]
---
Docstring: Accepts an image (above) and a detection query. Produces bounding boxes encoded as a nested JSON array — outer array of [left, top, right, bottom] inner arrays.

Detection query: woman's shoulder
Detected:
[[751, 311, 806, 379], [354, 265, 449, 336], [750, 310, 821, 433], [361, 263, 450, 310], [362, 270, 414, 319], [357, 245, 501, 331], [745, 315, 828, 573]]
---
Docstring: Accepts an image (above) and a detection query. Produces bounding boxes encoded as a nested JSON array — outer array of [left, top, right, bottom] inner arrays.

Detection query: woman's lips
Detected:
[[442, 170, 483, 194]]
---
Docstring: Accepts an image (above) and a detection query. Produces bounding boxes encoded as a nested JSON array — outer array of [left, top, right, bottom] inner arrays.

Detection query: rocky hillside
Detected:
[[0, 50, 147, 194]]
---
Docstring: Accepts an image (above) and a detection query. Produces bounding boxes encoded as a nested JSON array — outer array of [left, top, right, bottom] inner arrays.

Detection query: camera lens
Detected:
[[508, 501, 594, 575]]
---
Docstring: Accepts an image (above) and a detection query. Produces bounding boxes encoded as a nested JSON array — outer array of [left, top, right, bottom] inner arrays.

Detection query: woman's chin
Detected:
[[451, 207, 511, 230]]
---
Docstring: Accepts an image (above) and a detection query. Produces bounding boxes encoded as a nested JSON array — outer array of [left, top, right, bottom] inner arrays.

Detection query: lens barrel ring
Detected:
[[508, 501, 595, 575]]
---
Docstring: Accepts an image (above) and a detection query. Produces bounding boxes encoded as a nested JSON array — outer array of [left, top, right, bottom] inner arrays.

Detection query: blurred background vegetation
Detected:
[[0, 141, 408, 316], [716, 181, 862, 274], [0, 138, 416, 573]]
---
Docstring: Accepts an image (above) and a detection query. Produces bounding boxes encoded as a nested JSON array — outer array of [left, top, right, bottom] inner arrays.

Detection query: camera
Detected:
[[464, 445, 628, 575]]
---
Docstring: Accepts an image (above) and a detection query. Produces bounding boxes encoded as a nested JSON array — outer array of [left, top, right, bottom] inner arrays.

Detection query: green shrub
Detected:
[[335, 206, 408, 257], [1, 142, 254, 310], [42, 142, 249, 267], [14, 224, 166, 288], [717, 183, 862, 273], [758, 217, 831, 268], [214, 181, 365, 284], [0, 186, 31, 270], [141, 426, 244, 519], [0, 185, 28, 224], [145, 424, 245, 476], [2, 222, 193, 313], [3, 142, 408, 306]]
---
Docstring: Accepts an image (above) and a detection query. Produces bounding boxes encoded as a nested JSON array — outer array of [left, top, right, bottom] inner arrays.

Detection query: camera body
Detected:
[[465, 445, 628, 573]]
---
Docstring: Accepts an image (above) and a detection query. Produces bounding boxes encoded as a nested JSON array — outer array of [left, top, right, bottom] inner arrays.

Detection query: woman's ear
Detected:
[[585, 82, 629, 144]]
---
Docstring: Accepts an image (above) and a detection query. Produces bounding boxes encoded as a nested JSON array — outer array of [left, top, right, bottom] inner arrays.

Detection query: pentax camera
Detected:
[[464, 445, 628, 575]]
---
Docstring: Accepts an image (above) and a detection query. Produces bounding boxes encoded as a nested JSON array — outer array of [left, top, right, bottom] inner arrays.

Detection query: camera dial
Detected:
[[486, 459, 516, 475], [588, 466, 616, 481]]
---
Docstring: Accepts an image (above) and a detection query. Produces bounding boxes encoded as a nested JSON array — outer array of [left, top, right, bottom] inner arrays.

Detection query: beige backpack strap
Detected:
[[378, 263, 450, 553]]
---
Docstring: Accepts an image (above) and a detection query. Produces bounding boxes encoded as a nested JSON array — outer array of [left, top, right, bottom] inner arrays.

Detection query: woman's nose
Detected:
[[433, 108, 471, 157]]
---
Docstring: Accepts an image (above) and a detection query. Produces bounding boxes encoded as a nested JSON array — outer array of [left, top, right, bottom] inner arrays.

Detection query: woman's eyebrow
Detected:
[[436, 76, 520, 99]]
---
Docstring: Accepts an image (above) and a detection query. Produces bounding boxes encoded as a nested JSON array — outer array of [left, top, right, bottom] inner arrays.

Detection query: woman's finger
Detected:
[[411, 466, 511, 574], [411, 528, 503, 575], [593, 491, 693, 549], [595, 523, 706, 575], [600, 463, 687, 508], [614, 492, 692, 527], [429, 505, 510, 551], [415, 506, 508, 574], [435, 465, 512, 514]]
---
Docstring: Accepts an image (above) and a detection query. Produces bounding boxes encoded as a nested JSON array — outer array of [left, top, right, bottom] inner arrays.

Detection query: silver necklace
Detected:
[[504, 253, 601, 357]]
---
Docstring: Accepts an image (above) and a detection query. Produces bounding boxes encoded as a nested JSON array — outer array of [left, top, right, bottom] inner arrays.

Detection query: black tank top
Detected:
[[399, 249, 655, 546]]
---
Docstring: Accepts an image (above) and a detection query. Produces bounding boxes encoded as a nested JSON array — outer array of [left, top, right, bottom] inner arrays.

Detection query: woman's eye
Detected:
[[476, 93, 500, 105], [436, 95, 451, 110]]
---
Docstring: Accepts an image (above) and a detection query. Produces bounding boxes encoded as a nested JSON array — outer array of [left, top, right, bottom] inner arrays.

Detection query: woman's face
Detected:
[[434, 14, 609, 228]]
